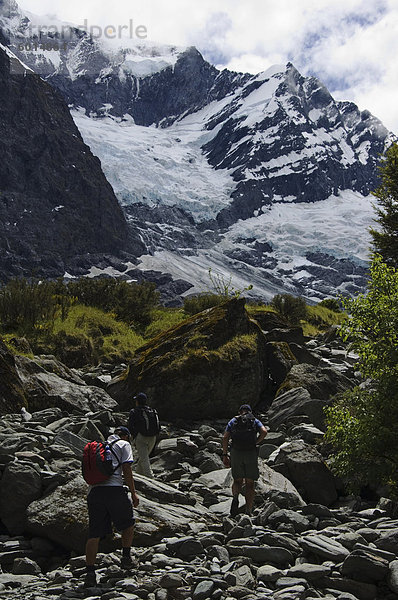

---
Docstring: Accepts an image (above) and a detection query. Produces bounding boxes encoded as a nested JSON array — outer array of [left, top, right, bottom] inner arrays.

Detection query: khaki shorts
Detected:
[[230, 447, 259, 481]]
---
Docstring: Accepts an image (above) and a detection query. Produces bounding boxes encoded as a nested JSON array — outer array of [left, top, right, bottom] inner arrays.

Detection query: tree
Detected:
[[370, 142, 398, 266], [324, 255, 398, 495]]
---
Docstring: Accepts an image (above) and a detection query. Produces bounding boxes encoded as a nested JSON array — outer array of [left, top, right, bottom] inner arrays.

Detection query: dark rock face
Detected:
[[0, 338, 26, 414], [0, 42, 142, 281]]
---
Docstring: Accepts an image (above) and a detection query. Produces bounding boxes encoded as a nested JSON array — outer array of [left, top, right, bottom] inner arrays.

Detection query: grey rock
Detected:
[[192, 580, 215, 600], [290, 424, 324, 443], [270, 440, 337, 506], [287, 563, 331, 581], [341, 548, 390, 583], [0, 461, 42, 534], [227, 544, 293, 566], [159, 573, 185, 589], [299, 533, 350, 561], [318, 576, 377, 600], [268, 387, 329, 431], [16, 355, 118, 413], [257, 565, 284, 582], [375, 530, 398, 554], [388, 560, 398, 594], [268, 509, 311, 533], [12, 557, 41, 575]]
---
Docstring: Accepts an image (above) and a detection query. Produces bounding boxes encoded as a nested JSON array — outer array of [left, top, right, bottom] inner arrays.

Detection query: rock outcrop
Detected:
[[0, 40, 143, 281], [108, 298, 269, 418]]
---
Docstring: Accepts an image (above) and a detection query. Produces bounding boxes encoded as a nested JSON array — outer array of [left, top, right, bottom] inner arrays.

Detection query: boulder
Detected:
[[388, 560, 398, 594], [15, 355, 118, 413], [0, 461, 42, 534], [265, 342, 297, 387], [108, 298, 269, 418], [341, 549, 390, 583], [268, 387, 329, 431], [249, 309, 289, 332], [0, 338, 26, 415], [25, 475, 215, 552], [270, 440, 337, 505], [276, 363, 353, 401]]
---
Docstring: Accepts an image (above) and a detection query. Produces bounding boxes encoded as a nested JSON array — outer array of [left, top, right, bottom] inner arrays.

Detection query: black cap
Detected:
[[115, 426, 131, 437], [239, 404, 252, 413], [134, 392, 148, 406]]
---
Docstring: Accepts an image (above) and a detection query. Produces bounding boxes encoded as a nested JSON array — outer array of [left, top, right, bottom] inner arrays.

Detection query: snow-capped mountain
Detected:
[[1, 0, 396, 301]]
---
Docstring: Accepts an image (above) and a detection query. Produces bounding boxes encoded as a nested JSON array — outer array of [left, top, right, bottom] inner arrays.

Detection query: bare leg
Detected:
[[244, 479, 255, 513], [232, 478, 243, 497], [85, 537, 100, 566], [121, 525, 134, 548]]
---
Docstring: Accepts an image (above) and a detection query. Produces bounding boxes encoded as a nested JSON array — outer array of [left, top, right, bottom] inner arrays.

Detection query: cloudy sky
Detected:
[[17, 0, 398, 133]]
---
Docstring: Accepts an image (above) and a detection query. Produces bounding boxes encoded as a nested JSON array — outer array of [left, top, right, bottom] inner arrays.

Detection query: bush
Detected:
[[0, 278, 63, 334], [66, 278, 159, 328], [318, 298, 342, 312], [270, 294, 308, 325], [183, 293, 225, 316], [50, 305, 145, 366], [325, 255, 398, 495]]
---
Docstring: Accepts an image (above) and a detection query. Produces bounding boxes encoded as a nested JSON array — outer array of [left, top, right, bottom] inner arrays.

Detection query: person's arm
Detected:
[[128, 409, 138, 438], [222, 431, 231, 467], [122, 462, 139, 507], [256, 425, 267, 446]]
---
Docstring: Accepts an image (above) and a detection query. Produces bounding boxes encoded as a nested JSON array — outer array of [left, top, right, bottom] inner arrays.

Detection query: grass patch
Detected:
[[50, 305, 145, 365], [144, 308, 186, 339], [304, 304, 345, 333]]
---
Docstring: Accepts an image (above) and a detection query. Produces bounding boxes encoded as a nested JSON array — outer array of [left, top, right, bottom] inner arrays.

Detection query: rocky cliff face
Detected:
[[0, 35, 144, 281]]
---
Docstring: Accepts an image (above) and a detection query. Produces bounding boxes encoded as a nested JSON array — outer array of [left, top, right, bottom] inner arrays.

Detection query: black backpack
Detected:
[[133, 406, 160, 437], [230, 413, 257, 450]]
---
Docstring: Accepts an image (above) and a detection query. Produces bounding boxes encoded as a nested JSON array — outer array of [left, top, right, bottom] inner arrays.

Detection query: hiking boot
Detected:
[[83, 571, 97, 588], [230, 496, 239, 517], [120, 555, 134, 570]]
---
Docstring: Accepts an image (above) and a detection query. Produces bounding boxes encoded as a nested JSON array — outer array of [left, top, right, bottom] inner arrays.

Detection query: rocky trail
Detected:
[[0, 300, 397, 600]]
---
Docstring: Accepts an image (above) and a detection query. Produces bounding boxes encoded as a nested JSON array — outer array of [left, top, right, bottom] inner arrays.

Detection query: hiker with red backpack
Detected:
[[222, 404, 267, 517], [82, 426, 139, 587], [128, 392, 160, 479]]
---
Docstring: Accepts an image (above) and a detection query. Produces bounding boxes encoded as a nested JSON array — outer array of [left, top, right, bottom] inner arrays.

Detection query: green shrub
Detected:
[[66, 278, 159, 328], [0, 278, 63, 334], [318, 298, 342, 312], [270, 294, 308, 325], [183, 293, 225, 316], [50, 305, 145, 366]]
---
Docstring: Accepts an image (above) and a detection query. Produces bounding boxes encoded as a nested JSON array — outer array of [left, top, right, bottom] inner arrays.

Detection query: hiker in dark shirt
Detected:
[[222, 404, 267, 516], [128, 392, 160, 478]]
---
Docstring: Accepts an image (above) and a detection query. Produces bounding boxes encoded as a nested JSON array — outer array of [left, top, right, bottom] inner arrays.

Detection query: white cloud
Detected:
[[16, 0, 398, 133]]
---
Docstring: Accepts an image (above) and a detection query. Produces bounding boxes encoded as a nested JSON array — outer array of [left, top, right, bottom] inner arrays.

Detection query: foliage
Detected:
[[325, 255, 398, 494], [369, 142, 398, 266], [270, 293, 308, 325], [318, 298, 342, 312], [183, 293, 225, 315], [50, 305, 145, 365], [144, 308, 186, 338], [0, 278, 68, 335], [66, 278, 159, 329], [208, 268, 253, 298], [303, 304, 344, 336]]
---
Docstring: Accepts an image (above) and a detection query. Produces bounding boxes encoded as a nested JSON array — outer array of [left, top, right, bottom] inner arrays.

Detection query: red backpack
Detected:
[[82, 440, 120, 485]]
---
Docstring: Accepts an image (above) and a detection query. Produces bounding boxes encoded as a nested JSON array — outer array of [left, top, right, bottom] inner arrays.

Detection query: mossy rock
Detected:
[[108, 298, 270, 419], [265, 341, 297, 388], [0, 338, 26, 415], [51, 331, 96, 368], [249, 308, 289, 331]]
